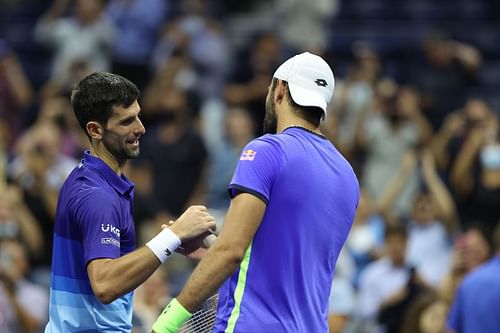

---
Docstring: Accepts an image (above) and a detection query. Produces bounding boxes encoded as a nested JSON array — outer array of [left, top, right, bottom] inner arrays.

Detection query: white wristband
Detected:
[[146, 228, 181, 263]]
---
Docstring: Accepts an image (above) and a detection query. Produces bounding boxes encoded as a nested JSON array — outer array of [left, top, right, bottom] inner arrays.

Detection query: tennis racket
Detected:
[[179, 293, 218, 332]]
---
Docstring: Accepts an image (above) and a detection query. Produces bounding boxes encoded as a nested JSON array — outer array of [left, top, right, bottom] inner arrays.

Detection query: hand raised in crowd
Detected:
[[441, 112, 466, 137], [420, 148, 436, 173]]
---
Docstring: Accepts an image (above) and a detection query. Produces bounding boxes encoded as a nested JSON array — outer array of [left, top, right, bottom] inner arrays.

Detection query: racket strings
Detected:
[[179, 294, 218, 333]]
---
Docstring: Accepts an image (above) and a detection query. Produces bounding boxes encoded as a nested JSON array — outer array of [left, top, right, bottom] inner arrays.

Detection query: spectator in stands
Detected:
[[107, 0, 169, 90], [9, 122, 77, 271], [36, 96, 86, 159], [224, 31, 283, 134], [0, 184, 43, 260], [207, 106, 255, 210], [440, 223, 495, 305], [357, 224, 430, 333], [449, 108, 500, 226], [447, 223, 500, 333], [35, 0, 115, 84], [356, 81, 433, 217], [431, 97, 494, 175], [0, 238, 49, 333], [133, 269, 171, 333], [378, 148, 457, 286], [330, 44, 381, 160], [401, 291, 448, 333], [140, 84, 207, 219], [152, 1, 229, 100], [328, 249, 356, 333], [410, 33, 482, 129], [0, 39, 34, 148], [344, 189, 385, 287], [274, 0, 339, 53]]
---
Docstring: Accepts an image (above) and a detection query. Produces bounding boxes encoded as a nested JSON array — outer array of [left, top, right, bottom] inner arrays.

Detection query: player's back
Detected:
[[215, 127, 359, 332]]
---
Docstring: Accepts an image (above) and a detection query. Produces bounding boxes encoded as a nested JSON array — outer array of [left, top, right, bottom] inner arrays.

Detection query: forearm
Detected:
[[378, 165, 414, 215], [88, 247, 161, 304], [177, 244, 243, 312], [430, 131, 453, 169], [450, 140, 479, 195], [411, 113, 433, 144], [2, 57, 33, 108], [423, 170, 457, 229], [34, 177, 58, 219], [15, 205, 44, 255]]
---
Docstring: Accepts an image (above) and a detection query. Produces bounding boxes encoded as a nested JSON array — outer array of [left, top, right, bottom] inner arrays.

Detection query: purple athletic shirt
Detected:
[[214, 127, 360, 333], [45, 151, 136, 332]]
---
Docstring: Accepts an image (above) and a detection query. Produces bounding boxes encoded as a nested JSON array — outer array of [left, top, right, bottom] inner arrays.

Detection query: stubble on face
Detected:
[[263, 85, 277, 134], [102, 127, 140, 164]]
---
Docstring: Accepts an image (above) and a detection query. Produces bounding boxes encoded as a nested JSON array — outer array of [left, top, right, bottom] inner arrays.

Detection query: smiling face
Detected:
[[101, 100, 145, 164]]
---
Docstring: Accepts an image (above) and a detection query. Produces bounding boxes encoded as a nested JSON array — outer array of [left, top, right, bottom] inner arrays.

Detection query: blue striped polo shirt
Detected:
[[214, 127, 359, 332], [45, 151, 136, 333]]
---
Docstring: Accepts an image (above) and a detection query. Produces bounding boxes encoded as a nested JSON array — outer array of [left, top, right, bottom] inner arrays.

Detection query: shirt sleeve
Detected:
[[75, 189, 122, 265], [228, 137, 282, 204]]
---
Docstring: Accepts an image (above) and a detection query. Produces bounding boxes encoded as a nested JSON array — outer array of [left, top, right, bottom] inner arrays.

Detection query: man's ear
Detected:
[[275, 80, 287, 105], [86, 121, 103, 140]]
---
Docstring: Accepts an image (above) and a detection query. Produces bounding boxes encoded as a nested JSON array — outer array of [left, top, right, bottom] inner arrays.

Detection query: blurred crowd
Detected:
[[0, 0, 499, 332]]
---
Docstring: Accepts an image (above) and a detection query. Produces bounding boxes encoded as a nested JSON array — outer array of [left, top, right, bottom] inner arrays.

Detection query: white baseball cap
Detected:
[[273, 52, 335, 119]]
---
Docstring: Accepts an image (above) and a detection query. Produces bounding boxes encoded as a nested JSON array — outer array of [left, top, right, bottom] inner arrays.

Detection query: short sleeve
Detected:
[[228, 137, 282, 204], [75, 190, 122, 265]]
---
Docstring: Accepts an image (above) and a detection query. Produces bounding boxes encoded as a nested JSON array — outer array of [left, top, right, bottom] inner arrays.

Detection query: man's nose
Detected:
[[136, 118, 146, 135]]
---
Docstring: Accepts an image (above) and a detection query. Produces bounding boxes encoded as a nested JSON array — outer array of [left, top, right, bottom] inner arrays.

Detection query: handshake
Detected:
[[146, 206, 217, 263]]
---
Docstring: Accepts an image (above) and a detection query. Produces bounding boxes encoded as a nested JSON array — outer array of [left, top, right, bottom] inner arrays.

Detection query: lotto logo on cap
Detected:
[[273, 52, 335, 119]]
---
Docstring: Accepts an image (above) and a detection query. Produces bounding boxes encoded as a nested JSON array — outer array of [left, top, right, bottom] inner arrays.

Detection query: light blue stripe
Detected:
[[47, 289, 133, 332], [52, 274, 93, 294]]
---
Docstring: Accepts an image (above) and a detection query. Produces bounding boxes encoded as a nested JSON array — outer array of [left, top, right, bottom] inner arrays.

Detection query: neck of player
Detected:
[[90, 143, 124, 175], [277, 115, 321, 135]]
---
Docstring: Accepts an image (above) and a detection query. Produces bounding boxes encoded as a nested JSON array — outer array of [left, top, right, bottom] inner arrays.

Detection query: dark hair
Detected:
[[71, 72, 140, 139], [385, 223, 408, 239], [272, 78, 323, 127], [466, 221, 496, 257]]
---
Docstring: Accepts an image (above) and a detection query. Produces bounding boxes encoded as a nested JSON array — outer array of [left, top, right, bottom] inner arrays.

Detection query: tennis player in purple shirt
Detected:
[[153, 52, 360, 332], [45, 72, 216, 333]]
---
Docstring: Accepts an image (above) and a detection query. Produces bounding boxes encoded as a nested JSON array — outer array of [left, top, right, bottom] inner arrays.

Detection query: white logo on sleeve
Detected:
[[101, 223, 121, 237], [101, 238, 120, 247]]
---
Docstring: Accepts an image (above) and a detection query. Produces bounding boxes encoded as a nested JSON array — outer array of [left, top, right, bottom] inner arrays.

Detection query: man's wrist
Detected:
[[152, 298, 192, 333], [146, 228, 181, 263]]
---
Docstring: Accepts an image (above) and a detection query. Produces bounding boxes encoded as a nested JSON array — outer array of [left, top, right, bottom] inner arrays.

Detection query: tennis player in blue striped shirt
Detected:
[[153, 52, 360, 332], [45, 72, 216, 333]]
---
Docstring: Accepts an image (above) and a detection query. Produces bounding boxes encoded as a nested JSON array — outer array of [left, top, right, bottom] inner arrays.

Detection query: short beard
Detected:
[[263, 92, 277, 134], [102, 129, 140, 164]]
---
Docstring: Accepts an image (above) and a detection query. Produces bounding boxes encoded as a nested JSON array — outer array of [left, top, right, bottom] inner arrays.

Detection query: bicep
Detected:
[[216, 193, 267, 253]]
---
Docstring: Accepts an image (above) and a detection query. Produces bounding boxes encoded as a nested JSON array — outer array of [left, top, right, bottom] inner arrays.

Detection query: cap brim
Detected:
[[288, 83, 328, 118]]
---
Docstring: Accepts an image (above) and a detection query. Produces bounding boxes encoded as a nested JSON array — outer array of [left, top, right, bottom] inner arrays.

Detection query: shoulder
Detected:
[[237, 135, 286, 167], [462, 258, 499, 287], [74, 186, 119, 214], [243, 134, 286, 155]]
